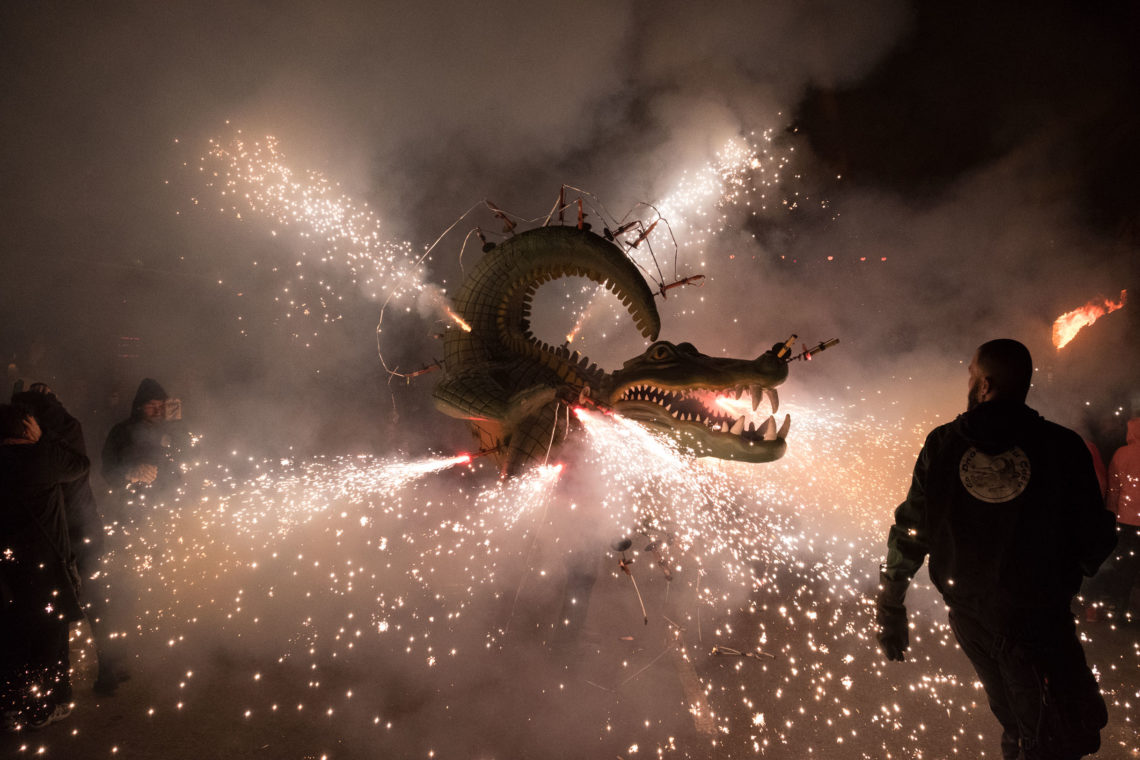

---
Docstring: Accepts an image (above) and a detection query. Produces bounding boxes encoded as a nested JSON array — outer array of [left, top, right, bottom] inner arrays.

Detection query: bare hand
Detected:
[[128, 464, 158, 484], [22, 416, 42, 443]]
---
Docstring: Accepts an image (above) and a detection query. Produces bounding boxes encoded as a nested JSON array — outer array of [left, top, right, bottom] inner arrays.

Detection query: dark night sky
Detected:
[[2, 0, 1137, 453]]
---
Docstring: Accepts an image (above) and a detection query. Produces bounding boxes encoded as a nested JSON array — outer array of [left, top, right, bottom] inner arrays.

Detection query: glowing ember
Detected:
[[546, 133, 805, 359], [25, 392, 1140, 757], [185, 128, 428, 340], [1052, 289, 1127, 349], [651, 132, 796, 260]]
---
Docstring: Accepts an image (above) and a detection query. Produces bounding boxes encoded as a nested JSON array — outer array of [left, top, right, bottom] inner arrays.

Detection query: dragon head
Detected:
[[607, 340, 791, 462], [433, 223, 807, 474]]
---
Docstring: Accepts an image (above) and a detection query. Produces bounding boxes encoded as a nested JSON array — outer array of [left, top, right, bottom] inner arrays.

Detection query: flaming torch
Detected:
[[1052, 290, 1127, 349]]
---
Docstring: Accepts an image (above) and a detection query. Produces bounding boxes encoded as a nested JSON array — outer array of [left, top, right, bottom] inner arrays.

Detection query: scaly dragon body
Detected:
[[432, 225, 792, 475]]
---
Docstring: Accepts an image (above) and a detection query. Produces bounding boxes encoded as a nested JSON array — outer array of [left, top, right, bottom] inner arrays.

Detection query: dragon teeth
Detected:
[[730, 416, 745, 435], [778, 414, 791, 440], [761, 415, 777, 440], [750, 384, 763, 411], [764, 388, 780, 414]]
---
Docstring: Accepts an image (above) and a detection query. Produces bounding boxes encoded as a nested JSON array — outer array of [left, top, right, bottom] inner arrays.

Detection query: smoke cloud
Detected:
[[2, 0, 1138, 756]]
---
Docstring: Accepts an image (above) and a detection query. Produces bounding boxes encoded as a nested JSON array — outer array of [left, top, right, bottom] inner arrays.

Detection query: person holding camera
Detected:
[[100, 378, 186, 501]]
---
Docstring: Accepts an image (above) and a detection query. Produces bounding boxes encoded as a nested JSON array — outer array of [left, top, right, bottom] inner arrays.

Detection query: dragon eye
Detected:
[[649, 343, 672, 361]]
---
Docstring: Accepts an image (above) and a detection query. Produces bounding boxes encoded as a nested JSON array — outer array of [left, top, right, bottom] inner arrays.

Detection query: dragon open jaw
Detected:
[[613, 383, 791, 462]]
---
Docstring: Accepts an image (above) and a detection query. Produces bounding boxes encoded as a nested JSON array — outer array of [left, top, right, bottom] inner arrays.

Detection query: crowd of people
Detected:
[[1, 378, 184, 731]]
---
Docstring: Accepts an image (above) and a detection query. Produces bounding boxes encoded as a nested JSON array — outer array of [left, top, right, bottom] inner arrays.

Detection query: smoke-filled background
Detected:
[[2, 1, 1139, 758]]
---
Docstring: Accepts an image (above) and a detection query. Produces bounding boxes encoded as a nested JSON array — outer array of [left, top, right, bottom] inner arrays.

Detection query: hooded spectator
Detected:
[[0, 401, 89, 730], [101, 378, 185, 499]]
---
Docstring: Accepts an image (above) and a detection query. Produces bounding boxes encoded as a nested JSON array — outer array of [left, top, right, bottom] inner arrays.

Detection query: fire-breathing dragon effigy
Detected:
[[432, 224, 798, 476]]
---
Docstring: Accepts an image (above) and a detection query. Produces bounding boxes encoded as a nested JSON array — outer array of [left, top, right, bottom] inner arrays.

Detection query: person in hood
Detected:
[[100, 378, 185, 500], [0, 401, 89, 730], [10, 384, 104, 582], [11, 382, 127, 695], [876, 339, 1117, 760]]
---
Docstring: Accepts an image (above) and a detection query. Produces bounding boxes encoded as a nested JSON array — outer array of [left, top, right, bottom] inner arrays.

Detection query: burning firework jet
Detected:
[[417, 283, 473, 333], [476, 463, 563, 527], [187, 129, 475, 335], [575, 408, 794, 589], [651, 132, 793, 258], [558, 132, 798, 351], [1052, 289, 1127, 349]]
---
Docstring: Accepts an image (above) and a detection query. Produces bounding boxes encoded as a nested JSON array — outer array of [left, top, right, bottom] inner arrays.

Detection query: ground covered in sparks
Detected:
[[3, 399, 1139, 759]]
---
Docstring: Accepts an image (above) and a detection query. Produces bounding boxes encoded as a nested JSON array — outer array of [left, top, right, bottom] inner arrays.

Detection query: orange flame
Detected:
[[1052, 290, 1127, 349], [445, 307, 472, 332], [566, 305, 592, 344], [714, 395, 753, 416]]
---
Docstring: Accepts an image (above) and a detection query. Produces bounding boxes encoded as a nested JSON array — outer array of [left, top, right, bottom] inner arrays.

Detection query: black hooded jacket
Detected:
[[10, 390, 105, 568], [885, 399, 1117, 627], [0, 421, 89, 621], [101, 378, 184, 493]]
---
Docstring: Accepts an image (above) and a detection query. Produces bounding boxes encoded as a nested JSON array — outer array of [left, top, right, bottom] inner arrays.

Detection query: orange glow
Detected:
[[565, 312, 588, 344], [445, 307, 472, 332], [714, 395, 753, 416], [1052, 290, 1127, 349]]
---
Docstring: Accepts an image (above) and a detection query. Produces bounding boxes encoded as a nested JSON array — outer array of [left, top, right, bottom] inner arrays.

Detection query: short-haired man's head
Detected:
[[0, 403, 32, 439], [974, 339, 1033, 401]]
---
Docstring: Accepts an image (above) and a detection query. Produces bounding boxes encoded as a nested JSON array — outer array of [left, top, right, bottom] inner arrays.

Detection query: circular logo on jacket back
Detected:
[[959, 446, 1031, 503]]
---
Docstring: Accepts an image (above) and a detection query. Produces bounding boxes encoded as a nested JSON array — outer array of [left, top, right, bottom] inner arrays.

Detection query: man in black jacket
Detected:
[[877, 339, 1117, 759], [0, 400, 89, 730]]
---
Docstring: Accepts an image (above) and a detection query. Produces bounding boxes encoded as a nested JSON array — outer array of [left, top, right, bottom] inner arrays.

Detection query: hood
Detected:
[[131, 378, 168, 417], [1129, 417, 1140, 446], [952, 399, 1042, 454]]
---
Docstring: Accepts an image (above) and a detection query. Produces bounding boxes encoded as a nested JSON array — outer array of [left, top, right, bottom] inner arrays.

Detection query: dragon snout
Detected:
[[751, 350, 789, 387]]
